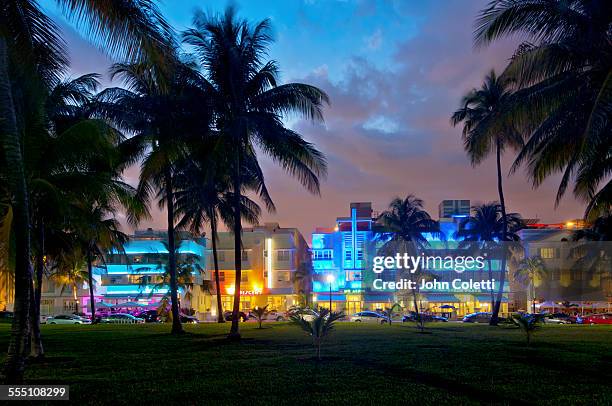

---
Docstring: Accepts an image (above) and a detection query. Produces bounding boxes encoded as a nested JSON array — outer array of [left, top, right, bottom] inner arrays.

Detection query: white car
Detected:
[[46, 315, 91, 325], [350, 311, 390, 324], [290, 308, 320, 322], [543, 315, 570, 324], [100, 313, 145, 324]]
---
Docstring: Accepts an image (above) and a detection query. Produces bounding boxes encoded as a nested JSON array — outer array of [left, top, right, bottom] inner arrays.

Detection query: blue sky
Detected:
[[41, 0, 585, 236]]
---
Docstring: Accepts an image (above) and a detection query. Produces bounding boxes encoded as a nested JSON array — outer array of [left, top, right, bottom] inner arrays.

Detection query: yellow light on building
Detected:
[[266, 238, 273, 289], [226, 285, 235, 295], [566, 221, 575, 228]]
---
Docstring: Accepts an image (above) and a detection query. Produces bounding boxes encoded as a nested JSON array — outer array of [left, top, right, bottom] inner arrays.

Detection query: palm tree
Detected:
[[515, 256, 547, 314], [290, 309, 344, 360], [381, 303, 402, 326], [173, 143, 263, 323], [474, 0, 612, 219], [183, 7, 329, 339], [375, 195, 441, 331], [1, 0, 172, 383], [73, 204, 129, 324], [96, 58, 211, 335], [509, 313, 544, 346], [451, 70, 524, 244], [252, 305, 269, 329], [455, 203, 523, 325], [51, 246, 90, 316]]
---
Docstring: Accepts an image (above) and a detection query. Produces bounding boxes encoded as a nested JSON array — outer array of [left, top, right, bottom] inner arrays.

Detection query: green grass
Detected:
[[0, 322, 610, 405]]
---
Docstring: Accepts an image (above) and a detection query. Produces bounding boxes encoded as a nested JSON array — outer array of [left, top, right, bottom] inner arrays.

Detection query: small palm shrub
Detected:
[[252, 305, 269, 329], [290, 309, 344, 360], [510, 313, 544, 345]]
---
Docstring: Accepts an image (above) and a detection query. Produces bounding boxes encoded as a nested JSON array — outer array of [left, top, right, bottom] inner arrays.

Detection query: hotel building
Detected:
[[39, 229, 211, 317], [311, 202, 512, 317], [208, 222, 311, 317]]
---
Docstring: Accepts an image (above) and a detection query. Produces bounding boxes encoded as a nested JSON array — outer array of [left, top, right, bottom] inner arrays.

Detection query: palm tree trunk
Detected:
[[86, 249, 96, 324], [164, 168, 183, 334], [210, 213, 224, 323], [229, 148, 242, 339], [412, 290, 422, 331], [0, 37, 33, 384], [491, 139, 508, 326], [29, 222, 44, 359]]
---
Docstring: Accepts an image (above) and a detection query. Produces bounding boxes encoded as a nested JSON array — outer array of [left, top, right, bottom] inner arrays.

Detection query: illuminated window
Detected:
[[241, 272, 248, 282], [219, 272, 225, 282], [540, 248, 556, 259], [312, 249, 333, 260], [356, 250, 364, 260], [345, 250, 352, 261], [127, 275, 143, 284]]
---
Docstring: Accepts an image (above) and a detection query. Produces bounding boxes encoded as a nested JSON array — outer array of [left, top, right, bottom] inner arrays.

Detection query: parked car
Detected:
[[135, 310, 160, 323], [180, 314, 199, 324], [288, 308, 320, 322], [100, 313, 145, 324], [266, 310, 288, 321], [350, 311, 390, 324], [47, 314, 91, 325], [462, 312, 503, 323], [0, 311, 14, 323], [223, 311, 249, 322], [578, 313, 612, 325], [542, 313, 571, 324], [403, 313, 448, 323]]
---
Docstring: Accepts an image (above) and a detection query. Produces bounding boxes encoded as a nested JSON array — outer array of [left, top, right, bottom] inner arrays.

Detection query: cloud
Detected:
[[365, 28, 383, 50]]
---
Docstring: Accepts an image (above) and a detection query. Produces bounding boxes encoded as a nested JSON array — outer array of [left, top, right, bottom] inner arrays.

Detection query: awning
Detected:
[[364, 293, 395, 302], [117, 301, 146, 308], [473, 294, 508, 303], [424, 294, 461, 303], [315, 294, 346, 302]]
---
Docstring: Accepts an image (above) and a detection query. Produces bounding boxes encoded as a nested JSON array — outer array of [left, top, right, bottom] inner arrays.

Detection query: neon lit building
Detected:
[[208, 223, 311, 316], [311, 202, 512, 317], [39, 229, 211, 317]]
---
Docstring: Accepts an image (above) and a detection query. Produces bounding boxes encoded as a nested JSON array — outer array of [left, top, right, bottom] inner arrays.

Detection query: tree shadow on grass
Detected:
[[351, 358, 531, 405]]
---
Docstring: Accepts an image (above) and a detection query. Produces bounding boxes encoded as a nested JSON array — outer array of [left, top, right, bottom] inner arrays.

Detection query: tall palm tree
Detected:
[[375, 195, 441, 331], [183, 7, 329, 339], [515, 256, 547, 313], [451, 70, 523, 243], [95, 58, 210, 334], [474, 0, 612, 219], [0, 0, 172, 383], [173, 146, 262, 323], [455, 203, 523, 325]]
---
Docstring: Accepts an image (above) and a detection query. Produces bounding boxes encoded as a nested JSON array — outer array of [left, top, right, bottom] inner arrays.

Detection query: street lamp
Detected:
[[326, 274, 334, 312]]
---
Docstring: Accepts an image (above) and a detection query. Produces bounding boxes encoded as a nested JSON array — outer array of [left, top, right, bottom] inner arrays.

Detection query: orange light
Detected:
[[226, 285, 235, 295]]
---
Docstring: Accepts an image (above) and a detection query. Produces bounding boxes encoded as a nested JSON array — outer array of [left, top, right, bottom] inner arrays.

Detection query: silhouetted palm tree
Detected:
[[173, 146, 262, 323], [456, 203, 523, 325], [451, 70, 523, 243], [375, 195, 441, 331], [0, 0, 172, 382], [515, 256, 547, 313], [96, 58, 210, 334], [475, 0, 612, 219], [183, 7, 328, 339]]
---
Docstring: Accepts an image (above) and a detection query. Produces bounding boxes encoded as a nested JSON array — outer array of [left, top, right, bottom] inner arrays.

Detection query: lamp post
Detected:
[[326, 274, 334, 312]]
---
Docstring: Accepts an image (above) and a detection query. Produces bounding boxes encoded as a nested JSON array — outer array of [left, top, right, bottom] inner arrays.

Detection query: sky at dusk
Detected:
[[43, 0, 585, 240]]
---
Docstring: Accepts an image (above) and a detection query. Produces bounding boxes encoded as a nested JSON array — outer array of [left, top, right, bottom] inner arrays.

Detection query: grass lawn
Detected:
[[0, 322, 610, 405]]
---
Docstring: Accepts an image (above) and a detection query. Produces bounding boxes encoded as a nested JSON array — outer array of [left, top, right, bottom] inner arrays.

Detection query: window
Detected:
[[241, 251, 249, 261], [277, 250, 291, 261], [128, 275, 143, 284], [356, 250, 364, 260], [218, 251, 225, 261], [277, 271, 290, 282], [540, 248, 557, 259], [241, 272, 248, 283], [312, 250, 333, 260], [345, 250, 352, 261], [219, 272, 225, 282], [42, 280, 56, 294]]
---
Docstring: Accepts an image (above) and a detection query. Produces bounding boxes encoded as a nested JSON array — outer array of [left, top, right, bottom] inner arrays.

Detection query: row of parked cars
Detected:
[[43, 310, 201, 325]]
